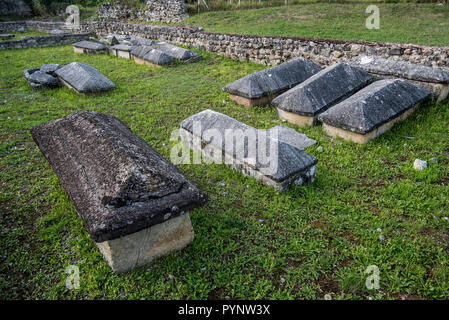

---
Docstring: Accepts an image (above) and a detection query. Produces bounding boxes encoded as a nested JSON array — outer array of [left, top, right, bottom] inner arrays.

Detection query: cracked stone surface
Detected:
[[222, 57, 322, 99], [55, 62, 116, 94], [318, 79, 431, 134], [180, 109, 317, 192], [272, 63, 373, 117], [30, 110, 207, 242]]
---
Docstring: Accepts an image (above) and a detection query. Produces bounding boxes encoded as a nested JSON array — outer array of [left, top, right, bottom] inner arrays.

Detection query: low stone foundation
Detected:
[[97, 213, 194, 272]]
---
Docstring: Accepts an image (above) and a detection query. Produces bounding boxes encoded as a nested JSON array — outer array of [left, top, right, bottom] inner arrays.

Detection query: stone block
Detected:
[[109, 44, 133, 59]]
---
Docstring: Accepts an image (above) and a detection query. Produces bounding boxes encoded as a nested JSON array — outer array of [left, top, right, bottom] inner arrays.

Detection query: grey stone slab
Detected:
[[143, 48, 175, 66], [39, 63, 62, 75], [153, 42, 198, 61], [272, 63, 373, 117], [180, 109, 318, 192], [317, 79, 431, 135], [266, 125, 317, 150], [55, 62, 116, 94], [110, 44, 133, 52], [222, 58, 322, 100], [23, 68, 60, 90], [73, 40, 108, 51], [350, 56, 449, 84], [30, 110, 207, 243], [130, 45, 154, 59]]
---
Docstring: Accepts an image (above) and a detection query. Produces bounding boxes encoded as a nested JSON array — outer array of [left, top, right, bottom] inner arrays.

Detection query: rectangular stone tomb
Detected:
[[153, 42, 201, 63], [109, 44, 133, 59], [222, 58, 322, 107], [30, 110, 207, 272], [180, 109, 318, 192], [349, 56, 449, 102], [55, 62, 116, 94], [130, 45, 154, 65], [143, 48, 175, 66], [272, 63, 373, 127], [317, 79, 431, 144], [73, 40, 108, 54]]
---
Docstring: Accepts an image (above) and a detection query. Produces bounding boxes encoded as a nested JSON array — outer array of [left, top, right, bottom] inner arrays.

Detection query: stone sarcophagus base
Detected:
[[97, 213, 194, 272]]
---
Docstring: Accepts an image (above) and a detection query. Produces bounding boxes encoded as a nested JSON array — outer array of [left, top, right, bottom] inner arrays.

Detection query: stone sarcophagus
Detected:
[[318, 79, 431, 144], [222, 57, 322, 107], [272, 63, 373, 127], [180, 109, 318, 192], [31, 110, 207, 272]]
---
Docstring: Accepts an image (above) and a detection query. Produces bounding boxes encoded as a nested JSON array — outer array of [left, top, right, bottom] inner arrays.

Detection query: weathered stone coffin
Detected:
[[109, 44, 133, 59], [130, 45, 154, 65], [153, 42, 200, 62], [317, 79, 431, 144], [349, 56, 449, 102], [142, 48, 175, 66], [222, 57, 322, 107], [30, 110, 207, 272], [180, 109, 318, 192], [55, 62, 116, 94], [272, 63, 373, 127], [73, 40, 108, 54]]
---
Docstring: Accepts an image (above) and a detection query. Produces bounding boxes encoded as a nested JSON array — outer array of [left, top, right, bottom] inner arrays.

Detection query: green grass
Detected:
[[174, 3, 449, 46], [0, 45, 448, 300]]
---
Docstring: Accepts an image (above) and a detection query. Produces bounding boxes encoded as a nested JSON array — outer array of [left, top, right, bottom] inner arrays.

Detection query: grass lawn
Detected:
[[175, 3, 449, 46], [0, 45, 448, 300]]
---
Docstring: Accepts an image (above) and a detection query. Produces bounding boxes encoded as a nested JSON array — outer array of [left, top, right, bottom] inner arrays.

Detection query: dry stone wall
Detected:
[[1, 20, 448, 71], [0, 33, 93, 50], [97, 1, 189, 24]]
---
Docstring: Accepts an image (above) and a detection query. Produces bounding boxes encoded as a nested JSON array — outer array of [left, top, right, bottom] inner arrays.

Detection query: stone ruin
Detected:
[[97, 0, 189, 24], [23, 63, 62, 90], [31, 110, 207, 272]]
